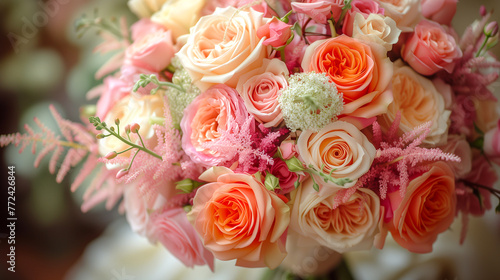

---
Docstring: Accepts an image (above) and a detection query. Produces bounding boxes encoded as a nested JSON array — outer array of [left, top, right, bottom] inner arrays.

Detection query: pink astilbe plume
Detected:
[[354, 113, 460, 205], [202, 115, 289, 173], [112, 96, 199, 208]]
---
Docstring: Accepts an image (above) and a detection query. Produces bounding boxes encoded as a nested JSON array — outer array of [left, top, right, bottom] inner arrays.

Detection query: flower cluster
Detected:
[[2, 0, 500, 277]]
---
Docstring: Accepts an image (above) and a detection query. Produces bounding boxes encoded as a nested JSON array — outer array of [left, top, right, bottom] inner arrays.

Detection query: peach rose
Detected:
[[375, 0, 422, 32], [256, 17, 292, 48], [150, 0, 206, 40], [421, 0, 457, 26], [180, 84, 248, 167], [402, 19, 462, 76], [297, 121, 376, 186], [351, 13, 401, 51], [301, 35, 393, 121], [176, 7, 269, 92], [474, 97, 499, 135], [98, 93, 165, 157], [388, 162, 456, 253], [380, 61, 450, 146], [236, 58, 288, 127], [289, 178, 380, 253], [149, 207, 215, 270], [187, 167, 290, 269], [124, 29, 176, 73]]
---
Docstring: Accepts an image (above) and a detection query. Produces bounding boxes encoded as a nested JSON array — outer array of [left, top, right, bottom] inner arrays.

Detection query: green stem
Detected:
[[103, 127, 162, 160], [476, 35, 491, 57]]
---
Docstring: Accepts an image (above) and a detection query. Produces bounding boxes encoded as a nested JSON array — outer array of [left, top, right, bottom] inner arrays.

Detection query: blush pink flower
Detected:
[[268, 158, 299, 195], [124, 29, 176, 73], [130, 18, 166, 41], [302, 35, 393, 121], [342, 0, 385, 36], [278, 139, 298, 160], [257, 18, 292, 48], [483, 119, 500, 164], [402, 19, 463, 76], [236, 58, 288, 127], [180, 84, 248, 167], [421, 0, 457, 26], [292, 0, 344, 24], [187, 167, 290, 269], [388, 162, 456, 253], [149, 207, 215, 270], [95, 76, 130, 120]]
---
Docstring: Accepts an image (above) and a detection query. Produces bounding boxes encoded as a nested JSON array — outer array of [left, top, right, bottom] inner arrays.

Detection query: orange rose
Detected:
[[388, 162, 456, 253], [187, 167, 290, 269], [301, 35, 393, 122]]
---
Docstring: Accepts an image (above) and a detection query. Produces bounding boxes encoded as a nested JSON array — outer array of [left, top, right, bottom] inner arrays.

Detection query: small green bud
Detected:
[[96, 133, 105, 139], [115, 118, 120, 126], [95, 125, 103, 130], [183, 205, 193, 213], [176, 179, 196, 193], [110, 126, 115, 132], [312, 181, 319, 191], [285, 156, 305, 172]]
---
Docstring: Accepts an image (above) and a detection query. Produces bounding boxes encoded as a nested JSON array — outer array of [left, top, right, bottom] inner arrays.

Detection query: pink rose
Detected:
[[180, 84, 248, 167], [130, 18, 166, 41], [292, 0, 344, 24], [289, 178, 381, 253], [283, 32, 308, 72], [95, 76, 130, 120], [149, 207, 215, 270], [278, 139, 298, 160], [257, 18, 292, 48], [268, 158, 298, 195], [421, 0, 457, 26], [302, 35, 393, 121], [187, 167, 290, 269], [483, 120, 500, 164], [342, 0, 385, 36], [177, 7, 269, 91], [236, 59, 288, 127], [388, 162, 456, 253], [124, 29, 176, 73], [402, 19, 463, 76]]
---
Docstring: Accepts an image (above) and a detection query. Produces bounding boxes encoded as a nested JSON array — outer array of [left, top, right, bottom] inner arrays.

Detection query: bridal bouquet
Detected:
[[3, 0, 500, 277]]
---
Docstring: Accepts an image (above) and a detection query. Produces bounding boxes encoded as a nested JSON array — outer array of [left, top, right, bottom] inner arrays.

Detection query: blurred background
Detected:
[[0, 1, 499, 280]]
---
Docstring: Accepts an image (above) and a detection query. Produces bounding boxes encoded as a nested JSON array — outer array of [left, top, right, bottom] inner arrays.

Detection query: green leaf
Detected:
[[495, 202, 500, 213], [264, 172, 280, 191]]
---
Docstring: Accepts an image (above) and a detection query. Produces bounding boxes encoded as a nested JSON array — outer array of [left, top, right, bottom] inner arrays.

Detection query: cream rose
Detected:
[[375, 0, 422, 32], [289, 178, 380, 253], [236, 58, 288, 127], [151, 0, 206, 40], [176, 7, 269, 92], [128, 0, 168, 18], [380, 61, 450, 146], [297, 121, 376, 186], [98, 93, 165, 157], [351, 13, 401, 51]]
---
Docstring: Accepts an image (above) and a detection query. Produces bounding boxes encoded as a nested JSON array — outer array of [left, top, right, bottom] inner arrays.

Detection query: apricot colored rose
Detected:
[[187, 167, 290, 269], [301, 35, 393, 121], [388, 162, 456, 253]]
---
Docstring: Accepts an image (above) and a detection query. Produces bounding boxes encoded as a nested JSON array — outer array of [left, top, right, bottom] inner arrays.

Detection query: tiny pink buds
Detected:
[[130, 123, 140, 133], [480, 5, 487, 17], [115, 118, 120, 125], [484, 21, 499, 37], [125, 124, 131, 133], [105, 151, 117, 160], [116, 168, 129, 179]]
